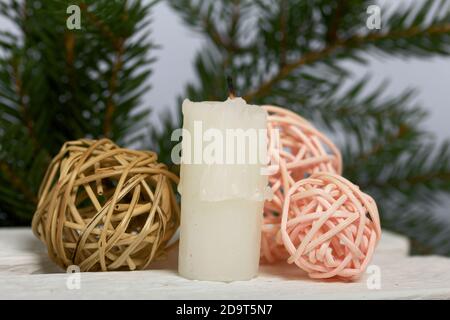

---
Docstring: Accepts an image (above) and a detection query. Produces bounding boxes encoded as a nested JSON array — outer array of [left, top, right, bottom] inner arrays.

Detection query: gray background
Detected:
[[1, 0, 449, 221], [147, 0, 450, 142], [1, 1, 448, 140]]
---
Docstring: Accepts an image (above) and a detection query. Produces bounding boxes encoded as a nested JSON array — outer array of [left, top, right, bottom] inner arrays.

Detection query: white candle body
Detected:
[[178, 98, 268, 281]]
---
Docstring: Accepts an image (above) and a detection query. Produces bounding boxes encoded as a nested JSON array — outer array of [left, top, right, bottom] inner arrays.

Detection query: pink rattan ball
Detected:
[[260, 105, 342, 263], [280, 172, 381, 280]]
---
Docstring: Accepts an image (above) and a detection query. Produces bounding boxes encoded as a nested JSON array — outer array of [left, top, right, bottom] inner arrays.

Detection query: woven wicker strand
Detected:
[[261, 105, 343, 263], [281, 172, 381, 280], [32, 139, 180, 272]]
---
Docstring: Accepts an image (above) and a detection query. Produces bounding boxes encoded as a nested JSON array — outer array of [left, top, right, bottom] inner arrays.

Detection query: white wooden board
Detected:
[[0, 228, 449, 299]]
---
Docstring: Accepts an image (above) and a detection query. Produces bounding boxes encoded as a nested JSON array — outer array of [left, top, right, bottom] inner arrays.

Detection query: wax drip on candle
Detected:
[[179, 98, 268, 281], [226, 75, 236, 99]]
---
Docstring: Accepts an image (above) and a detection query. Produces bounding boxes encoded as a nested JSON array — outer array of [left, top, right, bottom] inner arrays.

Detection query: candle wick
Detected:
[[226, 75, 236, 99]]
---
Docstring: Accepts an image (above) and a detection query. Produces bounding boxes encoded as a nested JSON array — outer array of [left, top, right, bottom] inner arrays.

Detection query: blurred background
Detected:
[[1, 0, 450, 255]]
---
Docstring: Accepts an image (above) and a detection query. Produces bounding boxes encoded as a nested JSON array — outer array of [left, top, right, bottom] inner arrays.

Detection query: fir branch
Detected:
[[79, 2, 122, 50], [12, 59, 35, 143], [279, 0, 288, 67], [243, 45, 336, 101], [244, 21, 450, 101], [0, 160, 37, 204], [104, 38, 124, 138], [325, 0, 346, 44], [203, 16, 234, 52], [167, 0, 450, 255], [0, 0, 156, 225]]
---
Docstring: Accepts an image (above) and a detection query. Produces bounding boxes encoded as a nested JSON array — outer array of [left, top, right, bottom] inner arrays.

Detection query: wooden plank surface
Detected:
[[1, 227, 449, 300]]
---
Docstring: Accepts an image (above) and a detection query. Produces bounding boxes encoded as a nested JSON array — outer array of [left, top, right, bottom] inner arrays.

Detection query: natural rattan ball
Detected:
[[260, 105, 342, 263], [281, 172, 381, 280], [32, 139, 180, 272]]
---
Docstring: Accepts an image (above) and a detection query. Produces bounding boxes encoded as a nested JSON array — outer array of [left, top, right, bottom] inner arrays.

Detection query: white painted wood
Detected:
[[0, 228, 449, 299]]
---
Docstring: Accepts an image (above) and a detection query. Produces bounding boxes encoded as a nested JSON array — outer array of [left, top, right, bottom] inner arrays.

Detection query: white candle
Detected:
[[178, 97, 268, 281]]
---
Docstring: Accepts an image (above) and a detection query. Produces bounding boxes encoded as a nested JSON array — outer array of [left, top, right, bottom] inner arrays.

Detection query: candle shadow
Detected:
[[22, 236, 64, 274], [259, 262, 311, 281], [259, 262, 360, 283], [23, 232, 179, 274], [147, 243, 179, 272], [23, 235, 356, 283]]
